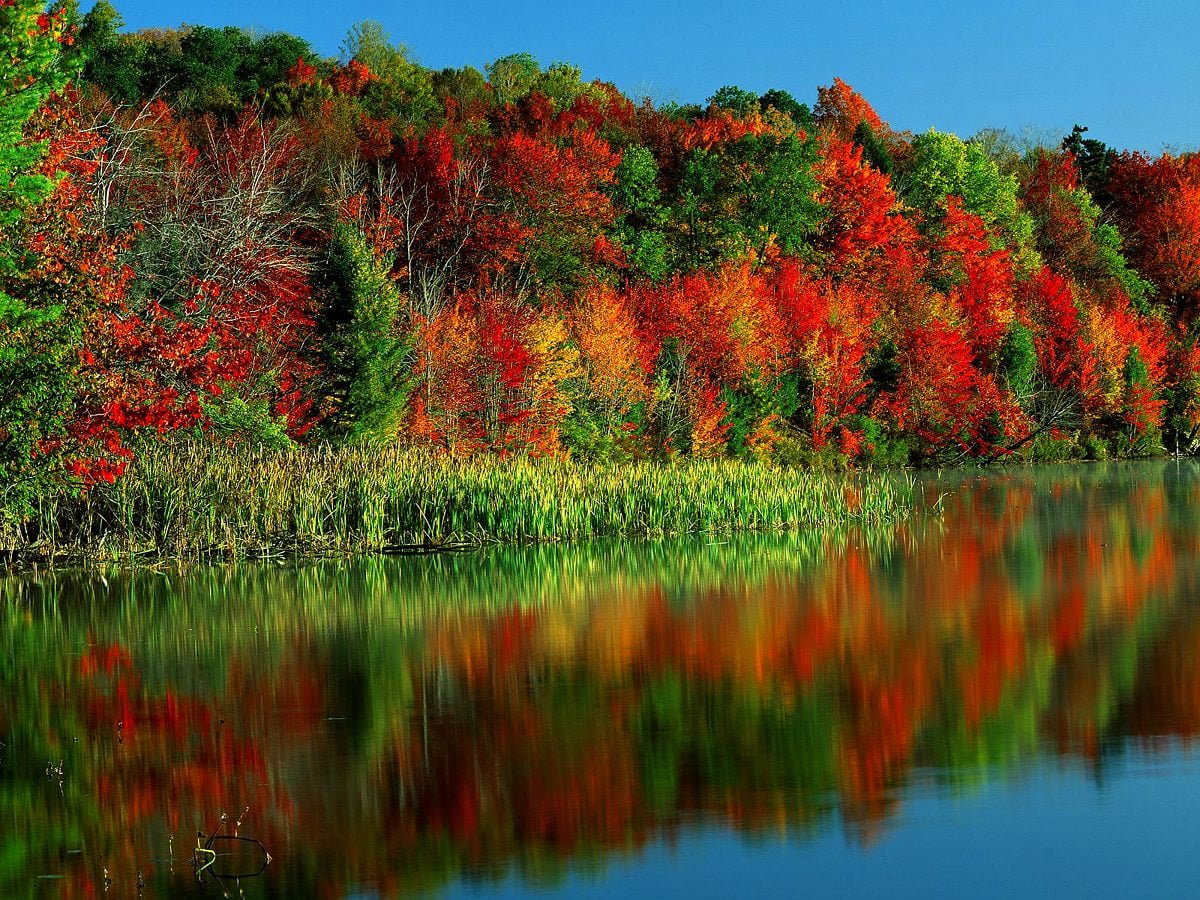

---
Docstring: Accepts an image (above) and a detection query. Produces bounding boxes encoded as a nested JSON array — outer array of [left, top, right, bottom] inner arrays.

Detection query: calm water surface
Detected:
[[4, 462, 1200, 897]]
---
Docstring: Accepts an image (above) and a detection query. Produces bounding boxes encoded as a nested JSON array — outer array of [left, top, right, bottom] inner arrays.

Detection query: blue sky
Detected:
[[91, 0, 1200, 153]]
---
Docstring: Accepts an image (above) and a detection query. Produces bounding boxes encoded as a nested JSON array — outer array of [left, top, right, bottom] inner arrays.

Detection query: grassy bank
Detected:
[[0, 444, 923, 563]]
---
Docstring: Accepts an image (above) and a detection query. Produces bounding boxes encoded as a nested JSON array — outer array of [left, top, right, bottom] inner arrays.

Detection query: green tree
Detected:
[[432, 65, 491, 113], [998, 321, 1037, 397], [668, 131, 821, 269], [708, 85, 759, 117], [486, 52, 540, 106], [343, 21, 436, 124], [177, 26, 254, 113], [1061, 124, 1116, 207], [534, 62, 595, 111], [758, 89, 812, 128], [322, 223, 415, 442], [612, 145, 669, 280], [740, 132, 822, 259], [852, 121, 893, 175], [77, 0, 145, 104]]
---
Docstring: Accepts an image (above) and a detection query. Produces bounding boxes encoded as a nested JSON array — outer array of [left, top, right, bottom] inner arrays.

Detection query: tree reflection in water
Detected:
[[2, 461, 1200, 896]]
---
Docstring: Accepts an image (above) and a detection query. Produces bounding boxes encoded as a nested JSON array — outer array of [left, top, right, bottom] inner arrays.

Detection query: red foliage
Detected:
[[34, 97, 322, 482], [328, 59, 378, 97], [635, 262, 785, 386], [1023, 267, 1089, 393], [410, 294, 576, 455], [682, 109, 767, 152], [770, 262, 873, 448], [286, 57, 318, 87], [489, 126, 621, 285], [1109, 152, 1200, 324], [887, 318, 1024, 456], [936, 197, 1016, 357], [812, 138, 920, 291], [19, 67, 1200, 478]]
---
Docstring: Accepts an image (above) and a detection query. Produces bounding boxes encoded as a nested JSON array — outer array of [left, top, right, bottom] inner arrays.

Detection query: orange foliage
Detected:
[[814, 77, 887, 143]]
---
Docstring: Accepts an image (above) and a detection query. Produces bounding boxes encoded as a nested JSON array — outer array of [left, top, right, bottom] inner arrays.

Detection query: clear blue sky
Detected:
[[91, 0, 1200, 153]]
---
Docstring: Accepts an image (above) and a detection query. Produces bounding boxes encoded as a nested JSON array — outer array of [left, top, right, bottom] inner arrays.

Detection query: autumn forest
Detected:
[[5, 0, 1200, 523]]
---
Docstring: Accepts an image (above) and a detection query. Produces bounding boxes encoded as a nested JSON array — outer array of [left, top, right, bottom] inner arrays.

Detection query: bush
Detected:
[[1078, 432, 1109, 461], [856, 416, 912, 468]]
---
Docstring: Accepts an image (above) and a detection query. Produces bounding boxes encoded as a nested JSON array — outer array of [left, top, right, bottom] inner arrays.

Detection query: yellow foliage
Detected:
[[572, 284, 655, 423]]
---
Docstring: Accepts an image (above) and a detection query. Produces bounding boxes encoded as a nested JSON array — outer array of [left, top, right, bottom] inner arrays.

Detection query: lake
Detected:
[[3, 461, 1200, 897]]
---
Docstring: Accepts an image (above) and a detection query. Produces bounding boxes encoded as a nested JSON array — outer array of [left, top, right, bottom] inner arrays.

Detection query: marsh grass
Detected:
[[2, 443, 921, 563]]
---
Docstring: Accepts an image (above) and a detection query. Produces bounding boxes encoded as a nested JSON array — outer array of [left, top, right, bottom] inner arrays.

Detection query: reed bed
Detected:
[[2, 443, 921, 562]]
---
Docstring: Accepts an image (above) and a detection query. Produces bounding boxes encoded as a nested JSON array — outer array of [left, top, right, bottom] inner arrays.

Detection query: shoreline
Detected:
[[6, 449, 1192, 572]]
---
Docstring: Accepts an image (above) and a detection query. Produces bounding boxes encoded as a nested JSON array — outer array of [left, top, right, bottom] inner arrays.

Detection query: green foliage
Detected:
[[1121, 346, 1163, 456], [1094, 219, 1153, 314], [721, 376, 776, 457], [0, 311, 78, 519], [432, 65, 490, 112], [535, 62, 594, 111], [1079, 432, 1109, 460], [865, 340, 900, 398], [181, 27, 317, 114], [670, 147, 725, 268], [658, 101, 704, 122], [856, 416, 912, 468], [252, 33, 320, 89], [758, 89, 812, 128], [668, 131, 821, 269], [769, 433, 851, 471], [486, 52, 540, 106], [80, 14, 321, 113], [1026, 155, 1152, 312], [740, 132, 823, 258], [708, 85, 759, 117], [1061, 125, 1116, 205], [178, 27, 252, 111], [1027, 432, 1079, 463], [322, 223, 415, 443], [0, 4, 72, 233], [613, 145, 669, 280], [1061, 184, 1153, 312], [1124, 345, 1150, 390], [852, 121, 893, 175], [200, 394, 294, 449], [343, 21, 435, 124], [907, 129, 1036, 259], [998, 322, 1037, 397], [480, 54, 598, 111], [560, 405, 645, 462], [78, 2, 143, 104]]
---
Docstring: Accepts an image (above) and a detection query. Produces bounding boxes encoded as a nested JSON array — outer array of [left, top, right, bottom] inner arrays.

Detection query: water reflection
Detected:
[[3, 461, 1200, 896]]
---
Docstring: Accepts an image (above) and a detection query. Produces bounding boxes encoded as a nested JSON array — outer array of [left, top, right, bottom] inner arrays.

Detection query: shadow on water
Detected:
[[2, 460, 1200, 896]]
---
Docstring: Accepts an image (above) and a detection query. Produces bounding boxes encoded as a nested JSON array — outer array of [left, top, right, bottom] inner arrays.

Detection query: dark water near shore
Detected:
[[4, 462, 1200, 897]]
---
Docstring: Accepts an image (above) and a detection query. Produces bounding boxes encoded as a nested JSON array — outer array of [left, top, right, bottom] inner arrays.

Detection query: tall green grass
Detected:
[[2, 443, 922, 562]]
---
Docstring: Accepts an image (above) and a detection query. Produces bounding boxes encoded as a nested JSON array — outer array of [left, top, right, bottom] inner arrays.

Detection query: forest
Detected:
[[5, 0, 1200, 521]]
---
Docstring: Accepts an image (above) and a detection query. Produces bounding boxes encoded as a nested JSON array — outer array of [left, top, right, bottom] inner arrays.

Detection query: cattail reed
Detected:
[[2, 443, 921, 563]]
